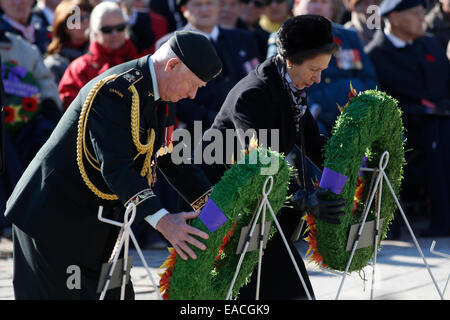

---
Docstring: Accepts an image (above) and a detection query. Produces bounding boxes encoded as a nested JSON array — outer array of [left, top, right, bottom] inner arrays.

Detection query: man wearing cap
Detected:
[[156, 0, 261, 144], [200, 15, 344, 300], [4, 31, 223, 299], [365, 0, 450, 237]]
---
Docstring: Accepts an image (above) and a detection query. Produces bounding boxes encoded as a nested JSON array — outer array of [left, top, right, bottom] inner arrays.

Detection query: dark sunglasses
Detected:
[[100, 23, 127, 34], [240, 0, 267, 8]]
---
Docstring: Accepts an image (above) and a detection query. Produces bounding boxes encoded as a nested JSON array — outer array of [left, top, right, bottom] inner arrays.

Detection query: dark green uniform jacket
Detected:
[[4, 55, 211, 299]]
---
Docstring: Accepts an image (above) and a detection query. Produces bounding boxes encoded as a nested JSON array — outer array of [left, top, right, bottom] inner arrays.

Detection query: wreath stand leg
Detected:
[[430, 241, 450, 296], [97, 204, 163, 300], [226, 175, 314, 300], [333, 151, 444, 300]]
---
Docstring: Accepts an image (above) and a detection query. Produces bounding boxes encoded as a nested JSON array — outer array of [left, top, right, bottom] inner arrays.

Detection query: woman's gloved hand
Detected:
[[292, 189, 345, 224]]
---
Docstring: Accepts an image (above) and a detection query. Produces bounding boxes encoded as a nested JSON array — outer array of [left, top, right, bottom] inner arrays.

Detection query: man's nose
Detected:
[[188, 87, 198, 99], [313, 72, 321, 84]]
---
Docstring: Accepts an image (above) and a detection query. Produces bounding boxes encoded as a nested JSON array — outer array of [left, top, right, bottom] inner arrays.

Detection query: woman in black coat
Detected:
[[200, 15, 343, 300]]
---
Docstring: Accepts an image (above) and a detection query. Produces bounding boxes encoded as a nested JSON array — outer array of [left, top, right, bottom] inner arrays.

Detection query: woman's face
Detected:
[[240, 0, 266, 25], [66, 10, 90, 46], [265, 0, 290, 23], [286, 53, 332, 89], [94, 11, 127, 50]]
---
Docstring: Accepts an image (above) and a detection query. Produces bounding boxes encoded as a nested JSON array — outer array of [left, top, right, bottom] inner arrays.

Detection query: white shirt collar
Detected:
[[384, 27, 413, 48], [148, 55, 160, 101], [186, 24, 219, 43]]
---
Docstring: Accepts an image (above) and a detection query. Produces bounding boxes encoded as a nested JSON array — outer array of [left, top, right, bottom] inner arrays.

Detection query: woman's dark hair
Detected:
[[280, 41, 340, 65], [47, 0, 93, 55], [276, 14, 341, 64]]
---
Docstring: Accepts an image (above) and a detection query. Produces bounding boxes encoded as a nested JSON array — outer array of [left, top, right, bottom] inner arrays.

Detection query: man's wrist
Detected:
[[144, 208, 169, 229]]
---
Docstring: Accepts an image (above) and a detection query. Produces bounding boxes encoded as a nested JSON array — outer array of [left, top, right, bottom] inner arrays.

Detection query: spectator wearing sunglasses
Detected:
[[236, 0, 271, 59], [44, 0, 93, 85], [58, 1, 139, 110], [259, 0, 293, 33]]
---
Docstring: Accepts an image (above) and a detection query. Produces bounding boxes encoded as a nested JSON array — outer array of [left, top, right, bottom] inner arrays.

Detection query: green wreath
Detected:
[[304, 89, 405, 272], [159, 148, 291, 299]]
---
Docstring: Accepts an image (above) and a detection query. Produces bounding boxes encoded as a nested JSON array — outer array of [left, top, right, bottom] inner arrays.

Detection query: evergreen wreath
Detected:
[[159, 147, 291, 299], [304, 88, 405, 272]]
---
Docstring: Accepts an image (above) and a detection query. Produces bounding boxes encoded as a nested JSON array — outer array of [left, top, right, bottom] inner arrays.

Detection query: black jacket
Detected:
[[4, 55, 211, 269], [201, 56, 325, 184]]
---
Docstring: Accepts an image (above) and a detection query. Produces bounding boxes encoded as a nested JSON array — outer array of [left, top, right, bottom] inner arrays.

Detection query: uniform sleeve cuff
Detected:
[[144, 208, 169, 229]]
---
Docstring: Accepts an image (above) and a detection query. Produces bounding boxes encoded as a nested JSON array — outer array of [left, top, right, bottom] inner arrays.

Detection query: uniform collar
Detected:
[[384, 27, 413, 48], [147, 55, 160, 101], [185, 24, 219, 43]]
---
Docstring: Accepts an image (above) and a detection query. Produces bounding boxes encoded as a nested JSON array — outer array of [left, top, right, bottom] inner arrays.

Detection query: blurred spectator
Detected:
[[0, 0, 52, 54], [425, 0, 450, 51], [259, 0, 292, 33], [448, 38, 450, 58], [156, 0, 260, 138], [150, 0, 187, 31], [0, 29, 62, 236], [267, 0, 378, 136], [32, 0, 63, 31], [237, 0, 271, 59], [88, 0, 101, 6], [219, 0, 242, 28], [58, 1, 138, 110], [344, 0, 383, 46], [365, 0, 450, 236], [120, 0, 169, 55], [44, 0, 92, 84], [331, 0, 348, 23]]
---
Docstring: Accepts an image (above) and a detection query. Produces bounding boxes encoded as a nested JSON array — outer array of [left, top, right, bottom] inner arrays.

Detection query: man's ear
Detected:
[[165, 57, 181, 72]]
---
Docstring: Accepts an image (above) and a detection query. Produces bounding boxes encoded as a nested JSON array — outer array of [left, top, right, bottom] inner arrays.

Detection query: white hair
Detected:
[[89, 1, 128, 33], [152, 41, 178, 62]]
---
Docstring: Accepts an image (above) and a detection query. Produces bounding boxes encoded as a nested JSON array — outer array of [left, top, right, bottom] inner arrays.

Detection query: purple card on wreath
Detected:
[[319, 167, 348, 195], [198, 198, 228, 233]]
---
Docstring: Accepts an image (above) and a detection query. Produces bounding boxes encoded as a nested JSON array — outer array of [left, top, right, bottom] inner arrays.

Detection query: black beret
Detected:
[[168, 31, 222, 83], [379, 0, 424, 16], [276, 15, 334, 59]]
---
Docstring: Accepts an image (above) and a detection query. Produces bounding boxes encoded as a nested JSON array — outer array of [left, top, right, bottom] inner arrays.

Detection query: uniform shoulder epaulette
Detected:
[[105, 68, 144, 98]]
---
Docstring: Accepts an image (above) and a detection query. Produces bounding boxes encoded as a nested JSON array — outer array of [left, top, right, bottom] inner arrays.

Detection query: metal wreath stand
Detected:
[[327, 151, 445, 300], [97, 202, 163, 300], [94, 152, 447, 300], [225, 174, 314, 300]]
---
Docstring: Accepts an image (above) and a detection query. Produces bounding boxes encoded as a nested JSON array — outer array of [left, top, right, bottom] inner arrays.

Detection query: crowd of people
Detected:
[[0, 0, 449, 243]]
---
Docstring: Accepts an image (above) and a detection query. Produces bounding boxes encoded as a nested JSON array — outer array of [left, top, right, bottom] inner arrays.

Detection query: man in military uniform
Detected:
[[365, 0, 450, 237], [4, 31, 222, 299]]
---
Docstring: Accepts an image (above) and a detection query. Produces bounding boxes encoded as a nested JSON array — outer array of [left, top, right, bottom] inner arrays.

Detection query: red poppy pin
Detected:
[[425, 54, 435, 63], [333, 37, 343, 46]]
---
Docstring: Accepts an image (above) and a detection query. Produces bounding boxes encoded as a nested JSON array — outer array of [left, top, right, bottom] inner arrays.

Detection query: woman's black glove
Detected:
[[292, 189, 345, 224]]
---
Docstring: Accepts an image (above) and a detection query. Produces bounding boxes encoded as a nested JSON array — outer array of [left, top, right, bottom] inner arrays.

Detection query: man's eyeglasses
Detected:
[[100, 23, 127, 34]]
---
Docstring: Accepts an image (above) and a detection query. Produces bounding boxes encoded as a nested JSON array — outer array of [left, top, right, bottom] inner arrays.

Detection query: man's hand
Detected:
[[156, 211, 209, 260], [292, 189, 345, 224]]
